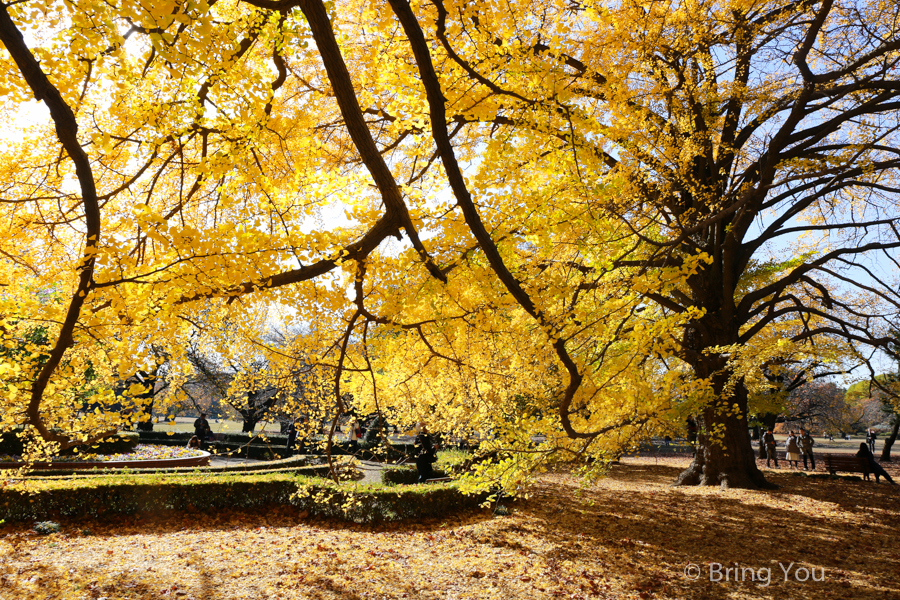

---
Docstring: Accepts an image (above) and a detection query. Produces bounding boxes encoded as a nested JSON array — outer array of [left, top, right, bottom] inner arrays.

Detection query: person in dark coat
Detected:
[[414, 424, 438, 483], [799, 428, 816, 470], [868, 429, 877, 453], [193, 413, 211, 442], [763, 428, 779, 468], [856, 443, 896, 485], [286, 419, 298, 457]]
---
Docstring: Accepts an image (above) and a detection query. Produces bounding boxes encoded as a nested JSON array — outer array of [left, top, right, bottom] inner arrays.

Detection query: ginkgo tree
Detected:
[[347, 0, 900, 488], [1, 0, 898, 491]]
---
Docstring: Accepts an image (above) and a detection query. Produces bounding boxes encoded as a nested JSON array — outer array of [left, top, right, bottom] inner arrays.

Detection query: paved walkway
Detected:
[[357, 459, 391, 484], [209, 456, 263, 467]]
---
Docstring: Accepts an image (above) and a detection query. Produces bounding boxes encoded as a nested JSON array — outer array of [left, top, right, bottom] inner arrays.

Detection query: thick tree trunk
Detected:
[[131, 370, 157, 431], [241, 416, 257, 433], [671, 229, 776, 489], [135, 399, 154, 432], [879, 419, 899, 462], [674, 376, 773, 489]]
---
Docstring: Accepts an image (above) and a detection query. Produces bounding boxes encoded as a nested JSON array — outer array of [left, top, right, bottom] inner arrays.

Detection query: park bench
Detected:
[[425, 476, 454, 483], [822, 453, 870, 477], [201, 433, 225, 452]]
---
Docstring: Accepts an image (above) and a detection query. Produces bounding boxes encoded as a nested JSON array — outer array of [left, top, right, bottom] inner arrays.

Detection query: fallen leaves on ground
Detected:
[[1, 456, 898, 599]]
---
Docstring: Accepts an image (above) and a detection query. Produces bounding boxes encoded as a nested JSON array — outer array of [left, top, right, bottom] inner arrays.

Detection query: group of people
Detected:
[[184, 413, 213, 450], [283, 415, 438, 483], [761, 426, 896, 485], [762, 427, 816, 470]]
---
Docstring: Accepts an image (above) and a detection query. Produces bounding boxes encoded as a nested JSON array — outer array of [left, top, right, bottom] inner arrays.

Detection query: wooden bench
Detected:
[[425, 476, 454, 483], [201, 433, 225, 451], [822, 453, 870, 477]]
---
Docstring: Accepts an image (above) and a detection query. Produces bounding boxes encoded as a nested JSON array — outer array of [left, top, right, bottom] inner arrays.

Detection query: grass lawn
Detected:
[[152, 417, 282, 435], [1, 456, 898, 599]]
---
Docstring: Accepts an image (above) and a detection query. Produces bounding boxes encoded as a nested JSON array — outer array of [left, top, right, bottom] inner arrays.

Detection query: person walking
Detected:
[[786, 431, 801, 470], [856, 443, 896, 485], [799, 428, 816, 471], [868, 429, 877, 454], [763, 427, 779, 468]]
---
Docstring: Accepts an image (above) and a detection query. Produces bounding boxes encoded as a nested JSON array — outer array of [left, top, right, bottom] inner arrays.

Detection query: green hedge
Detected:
[[0, 472, 487, 523], [14, 454, 335, 478], [0, 428, 25, 455], [381, 466, 449, 485], [139, 432, 419, 462], [1, 430, 140, 456], [139, 431, 290, 445]]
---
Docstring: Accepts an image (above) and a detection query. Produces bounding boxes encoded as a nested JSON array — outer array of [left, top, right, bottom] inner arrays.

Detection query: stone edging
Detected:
[[0, 450, 211, 470]]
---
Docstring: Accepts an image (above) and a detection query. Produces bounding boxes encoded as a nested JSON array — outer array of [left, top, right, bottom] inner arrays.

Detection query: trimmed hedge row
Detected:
[[381, 466, 449, 485], [141, 432, 419, 462], [1, 430, 140, 456], [13, 454, 337, 478], [139, 431, 290, 445], [0, 472, 487, 524]]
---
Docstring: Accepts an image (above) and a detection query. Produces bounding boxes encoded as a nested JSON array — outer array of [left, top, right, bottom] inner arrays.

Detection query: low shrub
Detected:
[[381, 466, 449, 485], [33, 521, 61, 534], [1, 429, 139, 457], [435, 449, 470, 475], [16, 454, 336, 478], [292, 480, 486, 523], [0, 471, 486, 524], [138, 431, 290, 446], [0, 428, 25, 455]]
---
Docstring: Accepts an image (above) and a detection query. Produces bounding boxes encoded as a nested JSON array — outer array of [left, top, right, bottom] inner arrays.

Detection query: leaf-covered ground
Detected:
[[1, 456, 898, 599]]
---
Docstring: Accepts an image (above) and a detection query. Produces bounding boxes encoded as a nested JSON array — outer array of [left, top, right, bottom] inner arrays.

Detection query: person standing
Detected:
[[799, 428, 816, 471], [347, 416, 361, 453], [868, 429, 877, 453], [414, 424, 438, 483], [286, 419, 298, 457], [193, 413, 211, 442], [763, 427, 779, 468], [785, 431, 801, 470]]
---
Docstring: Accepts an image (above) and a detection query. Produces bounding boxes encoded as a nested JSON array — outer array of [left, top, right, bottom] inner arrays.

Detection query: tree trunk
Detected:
[[674, 376, 773, 489], [132, 369, 157, 431], [135, 400, 154, 432], [241, 416, 257, 433], [880, 418, 899, 462]]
